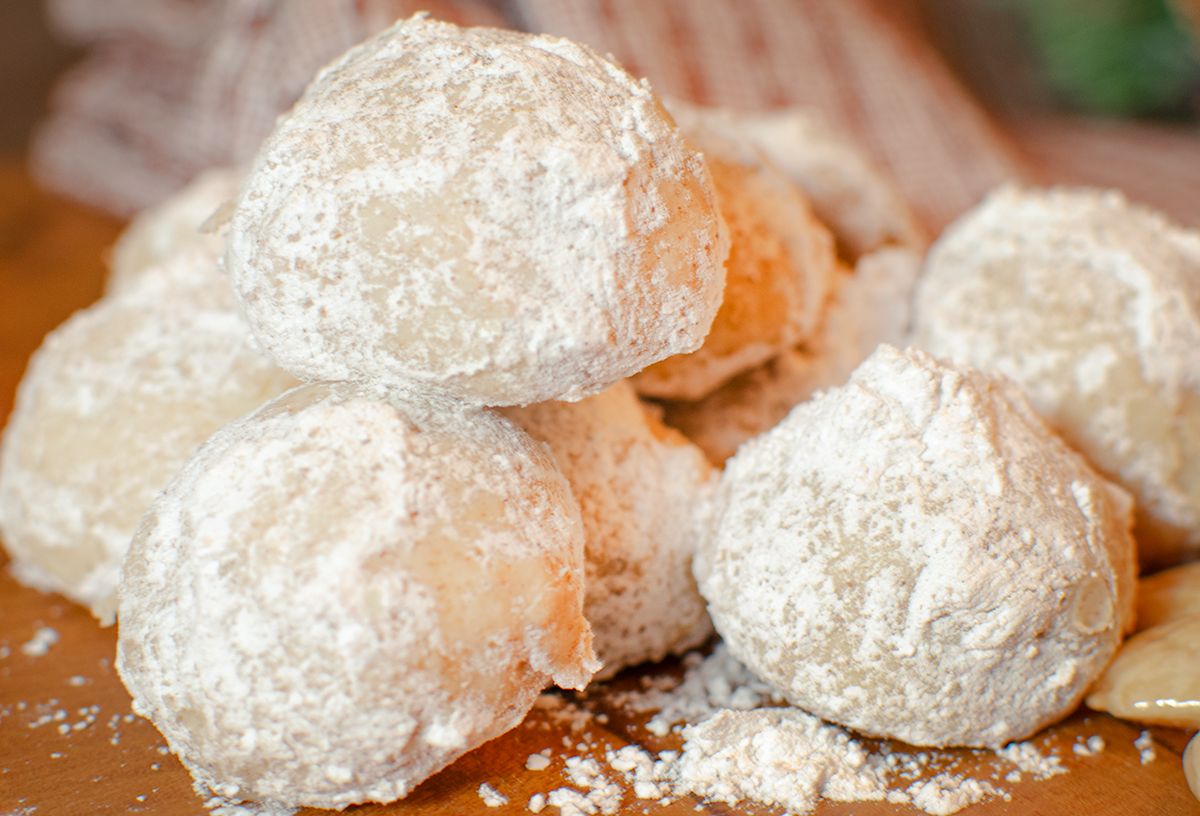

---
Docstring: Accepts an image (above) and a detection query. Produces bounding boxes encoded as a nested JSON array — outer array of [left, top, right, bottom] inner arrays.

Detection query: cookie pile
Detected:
[[3, 10, 1190, 814]]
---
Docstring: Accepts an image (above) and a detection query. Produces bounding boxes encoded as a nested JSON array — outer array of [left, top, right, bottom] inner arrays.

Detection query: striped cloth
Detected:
[[509, 0, 1031, 232], [32, 0, 1026, 230], [32, 0, 504, 216]]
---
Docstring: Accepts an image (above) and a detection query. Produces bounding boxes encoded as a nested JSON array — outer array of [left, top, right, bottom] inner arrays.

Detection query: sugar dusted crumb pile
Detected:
[[535, 643, 1070, 816], [501, 381, 716, 678], [0, 248, 297, 624], [914, 186, 1200, 569], [117, 383, 597, 810], [697, 345, 1137, 747], [226, 15, 728, 406]]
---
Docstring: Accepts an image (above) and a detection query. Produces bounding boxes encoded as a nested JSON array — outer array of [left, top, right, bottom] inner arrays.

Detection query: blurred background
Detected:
[[2, 0, 1197, 399], [2, 0, 1200, 226], [1, 0, 1198, 229]]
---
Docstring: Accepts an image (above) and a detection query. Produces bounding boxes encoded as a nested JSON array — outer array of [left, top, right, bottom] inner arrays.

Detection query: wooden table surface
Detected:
[[3, 154, 1200, 816]]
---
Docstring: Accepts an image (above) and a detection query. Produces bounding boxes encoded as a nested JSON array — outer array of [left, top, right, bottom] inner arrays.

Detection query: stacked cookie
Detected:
[[2, 11, 1179, 814]]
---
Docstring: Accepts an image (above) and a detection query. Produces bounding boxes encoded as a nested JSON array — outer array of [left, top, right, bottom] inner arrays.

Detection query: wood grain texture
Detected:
[[2, 157, 1200, 815]]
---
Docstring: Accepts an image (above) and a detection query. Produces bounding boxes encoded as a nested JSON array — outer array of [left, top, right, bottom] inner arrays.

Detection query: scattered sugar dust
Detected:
[[1135, 731, 1157, 765], [20, 627, 59, 656], [529, 642, 1073, 815], [477, 782, 508, 807], [201, 793, 298, 816], [1072, 735, 1106, 756]]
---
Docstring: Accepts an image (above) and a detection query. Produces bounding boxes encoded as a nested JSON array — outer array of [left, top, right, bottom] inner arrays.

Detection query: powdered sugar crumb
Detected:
[[534, 693, 596, 733], [994, 741, 1067, 779], [477, 782, 508, 807], [20, 627, 59, 657], [1135, 731, 1157, 764], [593, 644, 1070, 814], [612, 643, 782, 735], [201, 793, 298, 816], [546, 757, 624, 815], [906, 774, 1001, 815], [526, 751, 552, 771]]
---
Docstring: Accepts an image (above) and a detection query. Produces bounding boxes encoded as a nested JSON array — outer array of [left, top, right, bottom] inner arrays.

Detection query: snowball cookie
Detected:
[[630, 99, 838, 401], [118, 382, 598, 811], [500, 380, 716, 679], [661, 245, 921, 464], [107, 166, 243, 295], [721, 104, 927, 260], [913, 186, 1200, 570], [696, 345, 1137, 748], [0, 248, 297, 624], [226, 15, 728, 406]]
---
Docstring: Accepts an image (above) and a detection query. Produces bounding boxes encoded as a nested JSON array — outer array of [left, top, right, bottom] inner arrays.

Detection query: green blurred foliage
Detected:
[[999, 0, 1200, 117]]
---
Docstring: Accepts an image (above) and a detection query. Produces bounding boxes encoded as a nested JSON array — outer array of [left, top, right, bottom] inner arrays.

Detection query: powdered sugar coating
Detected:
[[631, 99, 837, 401], [117, 382, 597, 810], [914, 186, 1200, 569], [662, 245, 921, 464], [500, 381, 716, 679], [226, 16, 727, 406], [0, 248, 296, 624], [697, 345, 1137, 747], [107, 166, 243, 295], [730, 106, 927, 260]]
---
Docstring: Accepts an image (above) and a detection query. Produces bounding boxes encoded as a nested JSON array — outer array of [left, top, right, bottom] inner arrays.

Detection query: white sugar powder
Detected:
[[202, 793, 298, 816], [612, 642, 781, 735], [906, 774, 999, 815], [1072, 735, 1106, 756], [1135, 731, 1157, 764], [526, 752, 552, 771], [993, 740, 1067, 778], [534, 693, 596, 733], [674, 708, 892, 809], [546, 757, 624, 815], [21, 627, 59, 656], [477, 782, 508, 807], [596, 644, 1067, 815]]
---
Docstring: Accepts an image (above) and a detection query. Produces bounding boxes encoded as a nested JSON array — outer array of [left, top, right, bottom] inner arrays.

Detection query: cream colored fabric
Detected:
[[33, 0, 504, 215], [510, 0, 1031, 232]]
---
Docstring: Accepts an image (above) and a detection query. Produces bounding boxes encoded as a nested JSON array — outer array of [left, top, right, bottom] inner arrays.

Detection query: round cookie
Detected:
[[661, 245, 921, 464], [226, 15, 728, 406], [913, 186, 1200, 569], [118, 382, 597, 810], [631, 99, 838, 401], [0, 248, 297, 624], [501, 380, 716, 678], [107, 166, 243, 295], [731, 105, 927, 260], [697, 345, 1136, 747]]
